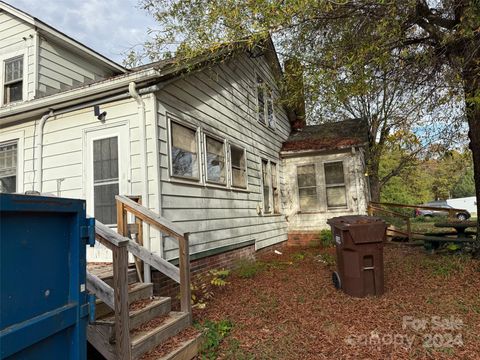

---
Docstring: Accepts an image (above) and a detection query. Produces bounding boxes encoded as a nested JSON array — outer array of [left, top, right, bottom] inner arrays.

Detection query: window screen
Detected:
[[93, 137, 119, 225], [297, 164, 318, 211], [0, 141, 17, 193], [324, 161, 347, 208], [262, 160, 270, 213], [4, 56, 23, 104], [171, 122, 199, 179], [266, 88, 275, 129], [206, 136, 226, 184], [231, 145, 246, 188]]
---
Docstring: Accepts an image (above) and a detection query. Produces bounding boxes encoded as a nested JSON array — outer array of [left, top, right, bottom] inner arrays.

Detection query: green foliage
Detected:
[[191, 268, 230, 307], [197, 319, 233, 360], [319, 229, 334, 247], [452, 167, 476, 198], [291, 252, 306, 261], [235, 259, 263, 279]]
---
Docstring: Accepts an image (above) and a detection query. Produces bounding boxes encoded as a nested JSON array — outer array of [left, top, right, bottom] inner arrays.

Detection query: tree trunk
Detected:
[[462, 64, 480, 248], [369, 172, 381, 203]]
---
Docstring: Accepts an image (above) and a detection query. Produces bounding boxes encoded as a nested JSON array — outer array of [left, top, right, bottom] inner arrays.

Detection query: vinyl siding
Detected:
[[0, 10, 36, 102], [37, 37, 115, 97], [156, 53, 291, 260]]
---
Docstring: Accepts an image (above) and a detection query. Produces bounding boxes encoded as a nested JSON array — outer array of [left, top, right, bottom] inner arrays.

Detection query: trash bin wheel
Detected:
[[332, 271, 341, 289]]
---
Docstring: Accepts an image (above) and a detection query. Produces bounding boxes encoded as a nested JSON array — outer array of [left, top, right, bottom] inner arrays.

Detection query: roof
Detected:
[[281, 118, 369, 153], [0, 1, 126, 73]]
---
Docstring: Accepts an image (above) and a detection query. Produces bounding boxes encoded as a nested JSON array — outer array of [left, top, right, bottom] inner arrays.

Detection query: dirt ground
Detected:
[[195, 244, 480, 359]]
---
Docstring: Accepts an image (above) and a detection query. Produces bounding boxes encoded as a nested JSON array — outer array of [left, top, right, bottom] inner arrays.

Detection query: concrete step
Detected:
[[130, 312, 191, 359]]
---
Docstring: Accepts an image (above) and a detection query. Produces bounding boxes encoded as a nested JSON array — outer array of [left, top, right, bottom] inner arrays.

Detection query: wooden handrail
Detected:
[[86, 271, 114, 309], [368, 203, 412, 242], [115, 194, 192, 317], [115, 195, 185, 241], [369, 201, 465, 217]]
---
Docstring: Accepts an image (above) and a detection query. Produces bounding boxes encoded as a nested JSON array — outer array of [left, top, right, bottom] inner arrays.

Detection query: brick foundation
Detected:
[[287, 231, 321, 247], [151, 241, 287, 308]]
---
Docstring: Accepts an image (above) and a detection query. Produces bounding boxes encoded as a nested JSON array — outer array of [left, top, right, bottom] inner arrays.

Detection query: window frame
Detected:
[[0, 130, 24, 194], [255, 72, 276, 130], [203, 132, 227, 186], [323, 160, 348, 209], [296, 163, 320, 212], [260, 158, 282, 215], [167, 117, 202, 183], [228, 143, 248, 190], [1, 51, 26, 106]]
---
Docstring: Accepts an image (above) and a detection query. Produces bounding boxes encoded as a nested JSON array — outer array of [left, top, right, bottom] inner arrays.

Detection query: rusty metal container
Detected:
[[327, 215, 387, 297]]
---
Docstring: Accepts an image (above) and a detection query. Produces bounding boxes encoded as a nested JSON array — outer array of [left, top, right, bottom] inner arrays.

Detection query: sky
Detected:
[[9, 0, 157, 65]]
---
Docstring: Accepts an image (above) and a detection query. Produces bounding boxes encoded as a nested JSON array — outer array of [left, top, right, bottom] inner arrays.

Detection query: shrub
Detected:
[[197, 319, 233, 360], [320, 229, 334, 247]]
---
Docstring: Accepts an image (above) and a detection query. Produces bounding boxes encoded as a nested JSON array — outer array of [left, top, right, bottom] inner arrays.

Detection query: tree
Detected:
[[134, 0, 480, 231]]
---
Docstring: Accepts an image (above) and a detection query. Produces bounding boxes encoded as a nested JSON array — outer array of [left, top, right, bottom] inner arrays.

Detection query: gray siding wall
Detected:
[[156, 54, 291, 260], [37, 37, 115, 97]]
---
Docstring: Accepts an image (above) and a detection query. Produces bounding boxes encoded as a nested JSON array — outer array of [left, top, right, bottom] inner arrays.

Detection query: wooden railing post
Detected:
[[115, 199, 131, 359], [179, 233, 192, 320]]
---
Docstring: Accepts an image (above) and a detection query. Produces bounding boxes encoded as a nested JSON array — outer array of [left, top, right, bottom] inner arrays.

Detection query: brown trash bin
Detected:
[[327, 215, 387, 297]]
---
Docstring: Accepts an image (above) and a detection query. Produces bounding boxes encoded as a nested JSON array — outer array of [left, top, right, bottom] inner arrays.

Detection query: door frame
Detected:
[[83, 121, 130, 222]]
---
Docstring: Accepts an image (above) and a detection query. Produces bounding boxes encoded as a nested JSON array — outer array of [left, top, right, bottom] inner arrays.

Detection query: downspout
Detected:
[[35, 110, 54, 192], [129, 82, 151, 283]]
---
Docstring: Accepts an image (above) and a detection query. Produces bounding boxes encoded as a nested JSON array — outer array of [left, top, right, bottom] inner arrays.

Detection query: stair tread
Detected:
[[131, 312, 189, 347], [96, 297, 170, 324]]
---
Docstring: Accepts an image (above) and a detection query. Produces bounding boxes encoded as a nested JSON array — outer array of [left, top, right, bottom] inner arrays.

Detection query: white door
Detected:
[[85, 124, 130, 262]]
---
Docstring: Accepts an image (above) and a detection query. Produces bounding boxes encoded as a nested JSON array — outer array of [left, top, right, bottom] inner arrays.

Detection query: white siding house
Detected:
[[0, 2, 293, 263]]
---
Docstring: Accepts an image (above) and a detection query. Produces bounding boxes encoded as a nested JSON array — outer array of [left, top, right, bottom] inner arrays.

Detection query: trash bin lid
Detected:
[[327, 215, 386, 244]]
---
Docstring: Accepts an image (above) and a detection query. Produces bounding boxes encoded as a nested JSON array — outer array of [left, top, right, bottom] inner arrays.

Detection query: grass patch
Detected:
[[235, 259, 264, 279], [420, 255, 468, 277]]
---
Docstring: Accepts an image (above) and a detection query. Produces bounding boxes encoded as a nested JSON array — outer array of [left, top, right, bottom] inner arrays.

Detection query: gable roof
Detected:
[[0, 1, 126, 74], [281, 119, 369, 154]]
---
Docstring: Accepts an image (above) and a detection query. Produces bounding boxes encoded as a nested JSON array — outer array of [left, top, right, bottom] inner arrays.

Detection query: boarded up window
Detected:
[[271, 162, 280, 213], [4, 56, 23, 104], [231, 145, 246, 188], [93, 137, 119, 225], [297, 164, 318, 211], [324, 161, 347, 208], [206, 136, 226, 184], [171, 122, 199, 179], [0, 141, 17, 193], [262, 159, 270, 213]]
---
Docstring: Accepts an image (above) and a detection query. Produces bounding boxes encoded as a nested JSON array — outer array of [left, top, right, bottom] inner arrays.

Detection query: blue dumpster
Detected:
[[0, 194, 94, 359]]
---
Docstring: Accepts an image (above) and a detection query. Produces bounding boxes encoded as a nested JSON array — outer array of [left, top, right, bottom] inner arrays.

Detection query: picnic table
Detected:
[[420, 220, 478, 252]]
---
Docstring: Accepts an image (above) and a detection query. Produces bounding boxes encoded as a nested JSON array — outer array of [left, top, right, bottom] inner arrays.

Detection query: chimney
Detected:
[[284, 58, 306, 130]]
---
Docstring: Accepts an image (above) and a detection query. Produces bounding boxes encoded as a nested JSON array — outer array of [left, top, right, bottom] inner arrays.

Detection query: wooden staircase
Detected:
[[86, 195, 194, 360]]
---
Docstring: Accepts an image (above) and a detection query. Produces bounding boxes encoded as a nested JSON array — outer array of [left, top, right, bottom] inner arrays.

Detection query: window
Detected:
[[230, 145, 246, 188], [324, 161, 347, 208], [297, 164, 319, 211], [171, 121, 199, 179], [4, 56, 23, 104], [271, 162, 280, 214], [0, 141, 17, 193], [262, 159, 270, 213], [256, 75, 275, 128], [205, 135, 226, 185], [93, 137, 119, 225], [256, 76, 265, 125]]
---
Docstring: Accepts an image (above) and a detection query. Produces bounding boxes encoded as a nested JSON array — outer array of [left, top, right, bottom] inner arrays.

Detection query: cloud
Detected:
[[10, 0, 156, 63]]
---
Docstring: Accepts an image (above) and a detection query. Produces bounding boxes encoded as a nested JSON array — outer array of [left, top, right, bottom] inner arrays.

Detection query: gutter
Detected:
[[34, 110, 54, 192], [0, 68, 161, 123], [128, 82, 152, 283]]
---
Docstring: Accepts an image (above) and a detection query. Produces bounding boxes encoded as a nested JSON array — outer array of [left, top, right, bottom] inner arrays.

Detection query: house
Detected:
[[281, 119, 370, 246], [0, 2, 369, 269]]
